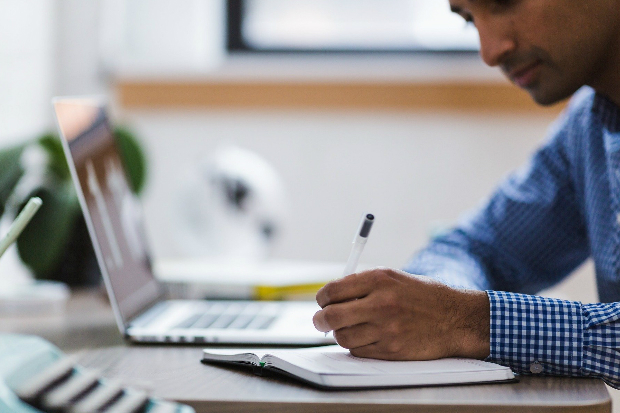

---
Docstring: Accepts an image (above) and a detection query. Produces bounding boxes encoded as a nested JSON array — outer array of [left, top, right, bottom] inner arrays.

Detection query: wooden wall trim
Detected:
[[116, 80, 565, 114]]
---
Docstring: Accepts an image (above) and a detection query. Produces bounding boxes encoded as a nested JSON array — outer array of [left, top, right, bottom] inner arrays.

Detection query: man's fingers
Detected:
[[333, 323, 380, 350], [316, 270, 389, 308], [348, 342, 408, 361], [347, 342, 384, 359], [312, 298, 372, 332]]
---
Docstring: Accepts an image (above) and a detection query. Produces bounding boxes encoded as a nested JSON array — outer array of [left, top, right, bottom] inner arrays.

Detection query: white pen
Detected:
[[326, 213, 374, 336], [342, 213, 375, 276], [0, 197, 43, 259]]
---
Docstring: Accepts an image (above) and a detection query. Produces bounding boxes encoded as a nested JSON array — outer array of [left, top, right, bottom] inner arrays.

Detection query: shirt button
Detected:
[[530, 361, 543, 374]]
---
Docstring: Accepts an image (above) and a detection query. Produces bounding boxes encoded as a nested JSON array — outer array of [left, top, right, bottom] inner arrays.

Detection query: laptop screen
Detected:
[[53, 98, 162, 327]]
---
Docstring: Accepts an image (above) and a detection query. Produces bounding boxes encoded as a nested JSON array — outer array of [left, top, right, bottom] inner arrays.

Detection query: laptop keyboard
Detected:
[[173, 302, 278, 330]]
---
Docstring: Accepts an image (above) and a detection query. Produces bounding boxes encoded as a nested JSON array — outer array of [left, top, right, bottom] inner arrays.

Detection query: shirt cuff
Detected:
[[581, 303, 620, 388], [485, 290, 583, 376]]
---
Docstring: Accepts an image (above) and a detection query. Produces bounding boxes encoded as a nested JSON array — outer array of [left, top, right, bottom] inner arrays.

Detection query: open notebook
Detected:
[[202, 345, 515, 389]]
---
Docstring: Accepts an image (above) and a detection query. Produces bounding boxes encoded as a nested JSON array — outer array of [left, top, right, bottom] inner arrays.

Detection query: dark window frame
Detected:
[[226, 0, 478, 55]]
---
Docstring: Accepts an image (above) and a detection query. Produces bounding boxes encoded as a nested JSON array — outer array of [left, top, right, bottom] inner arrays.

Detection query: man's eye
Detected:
[[450, 6, 475, 26], [491, 0, 518, 11], [462, 14, 475, 25]]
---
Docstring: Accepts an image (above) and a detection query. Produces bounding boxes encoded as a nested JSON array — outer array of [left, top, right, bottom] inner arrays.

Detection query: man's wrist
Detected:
[[449, 289, 490, 359]]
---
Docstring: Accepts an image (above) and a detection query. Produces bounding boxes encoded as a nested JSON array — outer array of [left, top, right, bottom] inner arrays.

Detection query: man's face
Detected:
[[449, 0, 620, 105]]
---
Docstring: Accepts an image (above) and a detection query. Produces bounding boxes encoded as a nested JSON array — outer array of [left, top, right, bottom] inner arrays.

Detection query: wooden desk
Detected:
[[76, 345, 611, 413], [0, 288, 123, 351], [1, 289, 611, 412]]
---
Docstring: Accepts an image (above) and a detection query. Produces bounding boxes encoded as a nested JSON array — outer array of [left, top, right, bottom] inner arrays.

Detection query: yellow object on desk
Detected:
[[253, 282, 326, 301], [154, 259, 364, 300]]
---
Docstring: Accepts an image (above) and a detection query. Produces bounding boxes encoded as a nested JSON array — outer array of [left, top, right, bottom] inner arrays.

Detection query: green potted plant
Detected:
[[0, 127, 146, 286]]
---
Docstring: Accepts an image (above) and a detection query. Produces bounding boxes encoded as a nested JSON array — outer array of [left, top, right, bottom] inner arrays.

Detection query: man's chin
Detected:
[[526, 85, 575, 107], [529, 93, 562, 107]]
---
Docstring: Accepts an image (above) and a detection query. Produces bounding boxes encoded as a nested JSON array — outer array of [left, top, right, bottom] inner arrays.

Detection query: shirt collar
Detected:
[[593, 93, 620, 132]]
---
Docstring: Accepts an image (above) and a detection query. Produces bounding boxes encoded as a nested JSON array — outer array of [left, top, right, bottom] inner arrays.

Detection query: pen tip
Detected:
[[359, 214, 374, 238]]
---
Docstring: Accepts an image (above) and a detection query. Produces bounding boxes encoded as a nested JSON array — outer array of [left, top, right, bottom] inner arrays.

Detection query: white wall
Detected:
[[124, 111, 554, 256], [54, 0, 108, 96], [0, 0, 55, 145]]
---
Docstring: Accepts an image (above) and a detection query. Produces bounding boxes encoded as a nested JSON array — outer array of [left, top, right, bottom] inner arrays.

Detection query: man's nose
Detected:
[[477, 21, 517, 67]]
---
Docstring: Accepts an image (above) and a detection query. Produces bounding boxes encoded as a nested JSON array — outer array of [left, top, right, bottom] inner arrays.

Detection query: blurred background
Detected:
[[3, 0, 616, 405], [0, 0, 597, 295]]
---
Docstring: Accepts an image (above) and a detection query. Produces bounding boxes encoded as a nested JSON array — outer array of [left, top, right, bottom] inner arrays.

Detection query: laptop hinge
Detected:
[[127, 300, 170, 329]]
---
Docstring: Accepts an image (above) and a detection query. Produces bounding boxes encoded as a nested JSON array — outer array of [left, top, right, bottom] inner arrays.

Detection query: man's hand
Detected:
[[313, 268, 490, 360]]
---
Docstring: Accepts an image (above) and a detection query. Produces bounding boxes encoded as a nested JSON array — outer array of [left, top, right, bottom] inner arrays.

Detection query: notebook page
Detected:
[[267, 349, 508, 376]]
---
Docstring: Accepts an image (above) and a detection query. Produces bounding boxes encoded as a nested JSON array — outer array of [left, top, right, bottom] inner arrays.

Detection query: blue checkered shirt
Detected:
[[404, 87, 620, 388]]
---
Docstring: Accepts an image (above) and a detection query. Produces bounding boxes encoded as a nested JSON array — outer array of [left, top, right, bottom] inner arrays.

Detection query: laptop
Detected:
[[52, 96, 334, 345]]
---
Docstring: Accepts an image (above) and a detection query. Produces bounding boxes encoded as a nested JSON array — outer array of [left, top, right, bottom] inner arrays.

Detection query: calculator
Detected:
[[0, 334, 195, 413]]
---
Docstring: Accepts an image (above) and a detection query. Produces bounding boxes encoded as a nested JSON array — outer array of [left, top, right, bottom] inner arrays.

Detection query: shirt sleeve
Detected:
[[404, 110, 589, 294], [486, 290, 620, 388], [401, 93, 620, 385]]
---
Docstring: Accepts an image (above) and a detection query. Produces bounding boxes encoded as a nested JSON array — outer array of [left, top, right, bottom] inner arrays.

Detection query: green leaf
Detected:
[[114, 126, 147, 195], [37, 133, 71, 181], [0, 144, 27, 217], [16, 182, 80, 277]]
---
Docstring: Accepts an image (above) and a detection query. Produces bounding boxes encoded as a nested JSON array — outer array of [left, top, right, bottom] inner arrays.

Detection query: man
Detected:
[[313, 0, 620, 387]]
